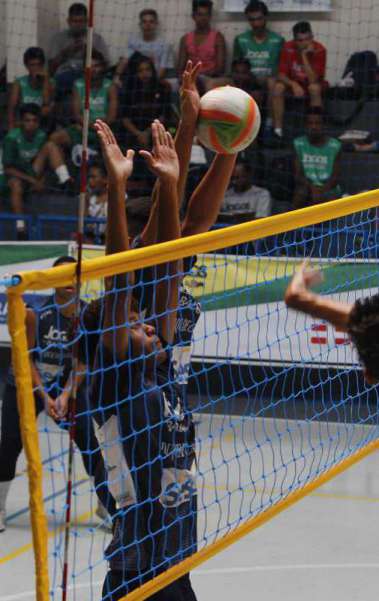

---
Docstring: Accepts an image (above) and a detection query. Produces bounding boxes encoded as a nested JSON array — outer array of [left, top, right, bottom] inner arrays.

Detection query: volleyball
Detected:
[[196, 86, 261, 154]]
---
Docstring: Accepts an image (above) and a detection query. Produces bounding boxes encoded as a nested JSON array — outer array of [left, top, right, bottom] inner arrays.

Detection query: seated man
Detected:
[[219, 160, 272, 222], [7, 47, 55, 130], [293, 107, 342, 209], [50, 51, 117, 166], [177, 0, 226, 91], [233, 1, 283, 125], [272, 21, 327, 140], [2, 103, 71, 238], [114, 9, 174, 85], [48, 2, 109, 96]]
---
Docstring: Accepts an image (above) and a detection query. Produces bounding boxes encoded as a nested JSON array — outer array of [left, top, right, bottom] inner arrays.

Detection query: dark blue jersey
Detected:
[[91, 340, 197, 572]]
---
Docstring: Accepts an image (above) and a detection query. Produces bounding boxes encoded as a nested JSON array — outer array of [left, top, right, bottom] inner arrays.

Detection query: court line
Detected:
[[0, 509, 93, 566], [1, 563, 379, 601], [6, 477, 88, 523]]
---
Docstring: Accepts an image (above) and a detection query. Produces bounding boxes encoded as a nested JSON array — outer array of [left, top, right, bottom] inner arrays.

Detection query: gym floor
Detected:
[[1, 411, 378, 601]]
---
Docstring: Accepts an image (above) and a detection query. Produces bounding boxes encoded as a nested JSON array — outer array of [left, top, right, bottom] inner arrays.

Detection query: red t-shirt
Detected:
[[279, 40, 326, 85]]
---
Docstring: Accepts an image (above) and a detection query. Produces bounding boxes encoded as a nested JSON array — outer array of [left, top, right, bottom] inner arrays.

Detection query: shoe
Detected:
[[263, 129, 287, 149], [0, 510, 6, 532], [56, 178, 76, 195]]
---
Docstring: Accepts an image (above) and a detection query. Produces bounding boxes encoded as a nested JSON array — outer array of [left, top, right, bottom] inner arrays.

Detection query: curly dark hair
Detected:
[[347, 294, 379, 380]]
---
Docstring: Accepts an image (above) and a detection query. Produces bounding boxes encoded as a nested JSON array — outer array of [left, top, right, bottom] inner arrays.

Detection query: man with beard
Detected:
[[293, 107, 342, 209], [233, 0, 283, 131]]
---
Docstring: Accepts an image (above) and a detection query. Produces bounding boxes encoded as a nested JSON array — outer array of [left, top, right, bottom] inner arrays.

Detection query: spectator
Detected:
[[7, 47, 55, 131], [50, 51, 117, 164], [114, 9, 174, 86], [177, 0, 226, 91], [2, 104, 71, 238], [272, 21, 327, 140], [48, 2, 109, 97], [219, 160, 271, 222], [85, 161, 108, 243], [121, 56, 171, 151], [293, 107, 342, 209], [214, 58, 264, 108], [233, 1, 284, 126]]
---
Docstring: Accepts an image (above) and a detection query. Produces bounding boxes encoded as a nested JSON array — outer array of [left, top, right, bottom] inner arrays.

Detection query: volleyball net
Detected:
[[6, 190, 379, 601]]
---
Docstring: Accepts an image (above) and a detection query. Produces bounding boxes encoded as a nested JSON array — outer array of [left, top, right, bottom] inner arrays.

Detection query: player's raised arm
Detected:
[[140, 60, 201, 247], [94, 119, 135, 357], [284, 260, 353, 331], [140, 120, 181, 344]]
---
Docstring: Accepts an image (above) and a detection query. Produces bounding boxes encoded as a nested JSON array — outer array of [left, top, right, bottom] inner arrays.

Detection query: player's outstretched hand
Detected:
[[285, 259, 323, 309], [94, 119, 134, 183], [139, 120, 179, 184], [180, 60, 202, 124]]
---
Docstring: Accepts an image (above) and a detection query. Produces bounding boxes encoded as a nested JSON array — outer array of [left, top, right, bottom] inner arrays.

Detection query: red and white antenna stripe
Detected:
[[62, 2, 95, 599]]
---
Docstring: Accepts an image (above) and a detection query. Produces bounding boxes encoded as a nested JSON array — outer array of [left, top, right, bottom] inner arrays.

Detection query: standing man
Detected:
[[48, 2, 109, 97], [0, 256, 116, 533], [272, 21, 327, 140], [233, 1, 284, 129]]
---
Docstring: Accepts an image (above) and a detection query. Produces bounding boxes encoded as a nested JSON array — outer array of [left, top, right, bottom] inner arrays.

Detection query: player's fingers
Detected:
[[156, 121, 166, 146], [139, 150, 153, 166], [125, 149, 135, 161], [95, 120, 112, 146], [165, 130, 175, 149], [151, 121, 160, 151], [192, 61, 202, 79], [102, 121, 116, 145]]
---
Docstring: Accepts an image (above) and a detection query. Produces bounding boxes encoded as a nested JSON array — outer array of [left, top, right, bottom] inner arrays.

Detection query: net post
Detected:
[[6, 290, 49, 601]]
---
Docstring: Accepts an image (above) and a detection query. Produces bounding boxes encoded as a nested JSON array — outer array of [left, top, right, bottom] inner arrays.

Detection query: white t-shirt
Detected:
[[126, 35, 174, 72], [221, 185, 272, 219], [88, 194, 107, 234]]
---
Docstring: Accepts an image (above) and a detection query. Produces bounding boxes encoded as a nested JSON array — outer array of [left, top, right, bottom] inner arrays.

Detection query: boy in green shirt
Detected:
[[7, 47, 55, 130], [233, 0, 284, 128], [293, 107, 342, 208], [50, 50, 118, 164], [3, 103, 71, 238]]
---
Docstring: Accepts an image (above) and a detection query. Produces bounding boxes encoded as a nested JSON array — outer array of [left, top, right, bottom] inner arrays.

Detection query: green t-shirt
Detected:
[[2, 127, 47, 173], [16, 75, 54, 107], [233, 29, 284, 77], [74, 77, 112, 123], [294, 136, 342, 187]]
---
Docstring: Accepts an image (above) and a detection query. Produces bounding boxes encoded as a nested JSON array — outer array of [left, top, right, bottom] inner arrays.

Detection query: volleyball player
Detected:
[[131, 60, 238, 385], [285, 260, 379, 383], [0, 255, 116, 532], [90, 119, 197, 600]]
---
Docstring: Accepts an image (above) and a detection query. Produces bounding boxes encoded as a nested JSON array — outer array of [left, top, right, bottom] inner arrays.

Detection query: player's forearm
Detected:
[[61, 363, 86, 396], [157, 177, 180, 245], [175, 119, 197, 207], [285, 287, 352, 330], [29, 361, 49, 402], [182, 153, 237, 236], [106, 179, 130, 256]]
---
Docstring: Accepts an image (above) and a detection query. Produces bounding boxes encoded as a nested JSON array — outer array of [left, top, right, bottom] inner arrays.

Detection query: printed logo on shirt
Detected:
[[302, 153, 328, 166], [44, 325, 68, 343], [160, 467, 196, 508]]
